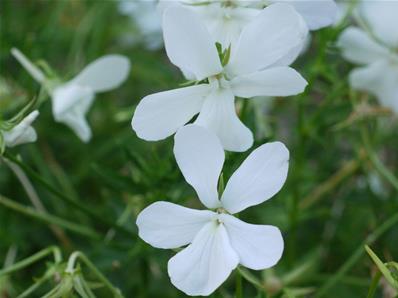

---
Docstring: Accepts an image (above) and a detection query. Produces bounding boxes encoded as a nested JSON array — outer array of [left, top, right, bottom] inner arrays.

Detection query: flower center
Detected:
[[221, 0, 238, 8], [208, 75, 231, 92], [216, 207, 228, 214]]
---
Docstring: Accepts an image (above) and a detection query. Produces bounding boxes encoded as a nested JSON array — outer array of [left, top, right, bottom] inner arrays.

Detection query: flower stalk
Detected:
[[65, 251, 124, 298], [11, 48, 46, 84], [0, 246, 62, 277]]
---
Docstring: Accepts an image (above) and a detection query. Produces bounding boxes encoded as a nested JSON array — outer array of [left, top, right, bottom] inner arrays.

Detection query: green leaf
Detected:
[[365, 245, 398, 289], [222, 45, 232, 67]]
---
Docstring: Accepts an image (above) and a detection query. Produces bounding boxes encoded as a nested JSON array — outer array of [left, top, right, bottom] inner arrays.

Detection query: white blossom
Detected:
[[12, 48, 131, 142], [136, 125, 287, 296], [337, 0, 398, 114], [2, 111, 40, 148], [132, 4, 307, 152], [160, 0, 337, 50], [118, 0, 163, 50], [51, 56, 130, 142]]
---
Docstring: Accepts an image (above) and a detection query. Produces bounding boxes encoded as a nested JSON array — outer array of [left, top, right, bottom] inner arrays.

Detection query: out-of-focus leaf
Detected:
[[365, 245, 398, 289]]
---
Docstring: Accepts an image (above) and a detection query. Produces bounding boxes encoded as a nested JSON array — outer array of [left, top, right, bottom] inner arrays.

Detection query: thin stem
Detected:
[[105, 201, 135, 243], [3, 245, 18, 268], [236, 270, 243, 298], [11, 48, 45, 84], [65, 251, 124, 298], [4, 152, 135, 238], [315, 212, 398, 297], [3, 157, 71, 247], [17, 267, 56, 298], [300, 159, 360, 210], [0, 246, 61, 276], [360, 127, 398, 192], [0, 194, 101, 240], [3, 158, 46, 211], [366, 271, 382, 298]]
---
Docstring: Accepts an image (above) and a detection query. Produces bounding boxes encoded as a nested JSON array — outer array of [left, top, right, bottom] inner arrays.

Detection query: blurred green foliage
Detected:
[[0, 0, 397, 297]]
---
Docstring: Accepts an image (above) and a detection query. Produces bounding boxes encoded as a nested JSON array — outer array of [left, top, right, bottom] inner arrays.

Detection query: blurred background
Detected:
[[0, 0, 397, 297]]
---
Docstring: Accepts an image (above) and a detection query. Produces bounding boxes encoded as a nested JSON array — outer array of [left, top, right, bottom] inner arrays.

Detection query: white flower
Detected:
[[12, 48, 131, 143], [160, 0, 337, 50], [337, 0, 398, 114], [50, 55, 130, 142], [118, 0, 163, 50], [2, 111, 40, 148], [279, 0, 338, 30], [136, 125, 287, 296], [132, 4, 307, 152], [333, 0, 353, 26]]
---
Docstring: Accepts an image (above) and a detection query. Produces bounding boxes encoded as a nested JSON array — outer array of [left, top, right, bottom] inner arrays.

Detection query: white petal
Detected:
[[286, 0, 338, 30], [52, 84, 94, 116], [136, 201, 215, 249], [132, 84, 210, 141], [195, 88, 253, 152], [193, 5, 260, 49], [221, 142, 289, 214], [163, 5, 223, 80], [221, 214, 284, 270], [72, 55, 130, 93], [57, 111, 92, 143], [271, 35, 307, 67], [168, 221, 239, 296], [227, 3, 308, 76], [174, 125, 224, 209], [52, 84, 95, 142], [350, 62, 398, 114], [358, 1, 398, 48], [230, 67, 307, 98], [3, 111, 39, 147], [338, 27, 390, 65]]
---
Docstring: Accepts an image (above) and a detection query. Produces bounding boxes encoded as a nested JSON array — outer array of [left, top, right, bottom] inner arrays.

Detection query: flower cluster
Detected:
[[7, 0, 398, 296], [10, 49, 131, 143], [130, 1, 336, 296], [137, 125, 288, 295], [338, 0, 398, 114], [161, 0, 337, 49], [132, 4, 308, 152]]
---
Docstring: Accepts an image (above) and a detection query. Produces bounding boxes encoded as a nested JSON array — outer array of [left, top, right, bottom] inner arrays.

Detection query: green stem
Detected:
[[315, 212, 398, 297], [4, 152, 135, 238], [236, 270, 243, 298], [366, 271, 382, 298], [0, 246, 61, 276], [0, 194, 101, 240], [17, 267, 56, 298], [3, 157, 71, 247], [360, 127, 398, 192], [11, 48, 46, 84], [65, 251, 124, 298], [300, 159, 360, 210], [105, 201, 135, 243]]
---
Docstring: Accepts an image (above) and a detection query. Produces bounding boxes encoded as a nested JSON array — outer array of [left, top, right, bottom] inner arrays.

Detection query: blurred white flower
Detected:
[[278, 0, 338, 30], [132, 4, 307, 152], [137, 125, 287, 296], [160, 0, 337, 50], [12, 48, 131, 142], [337, 0, 398, 114], [118, 0, 163, 50], [2, 111, 39, 147], [52, 56, 131, 142], [333, 0, 353, 26]]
